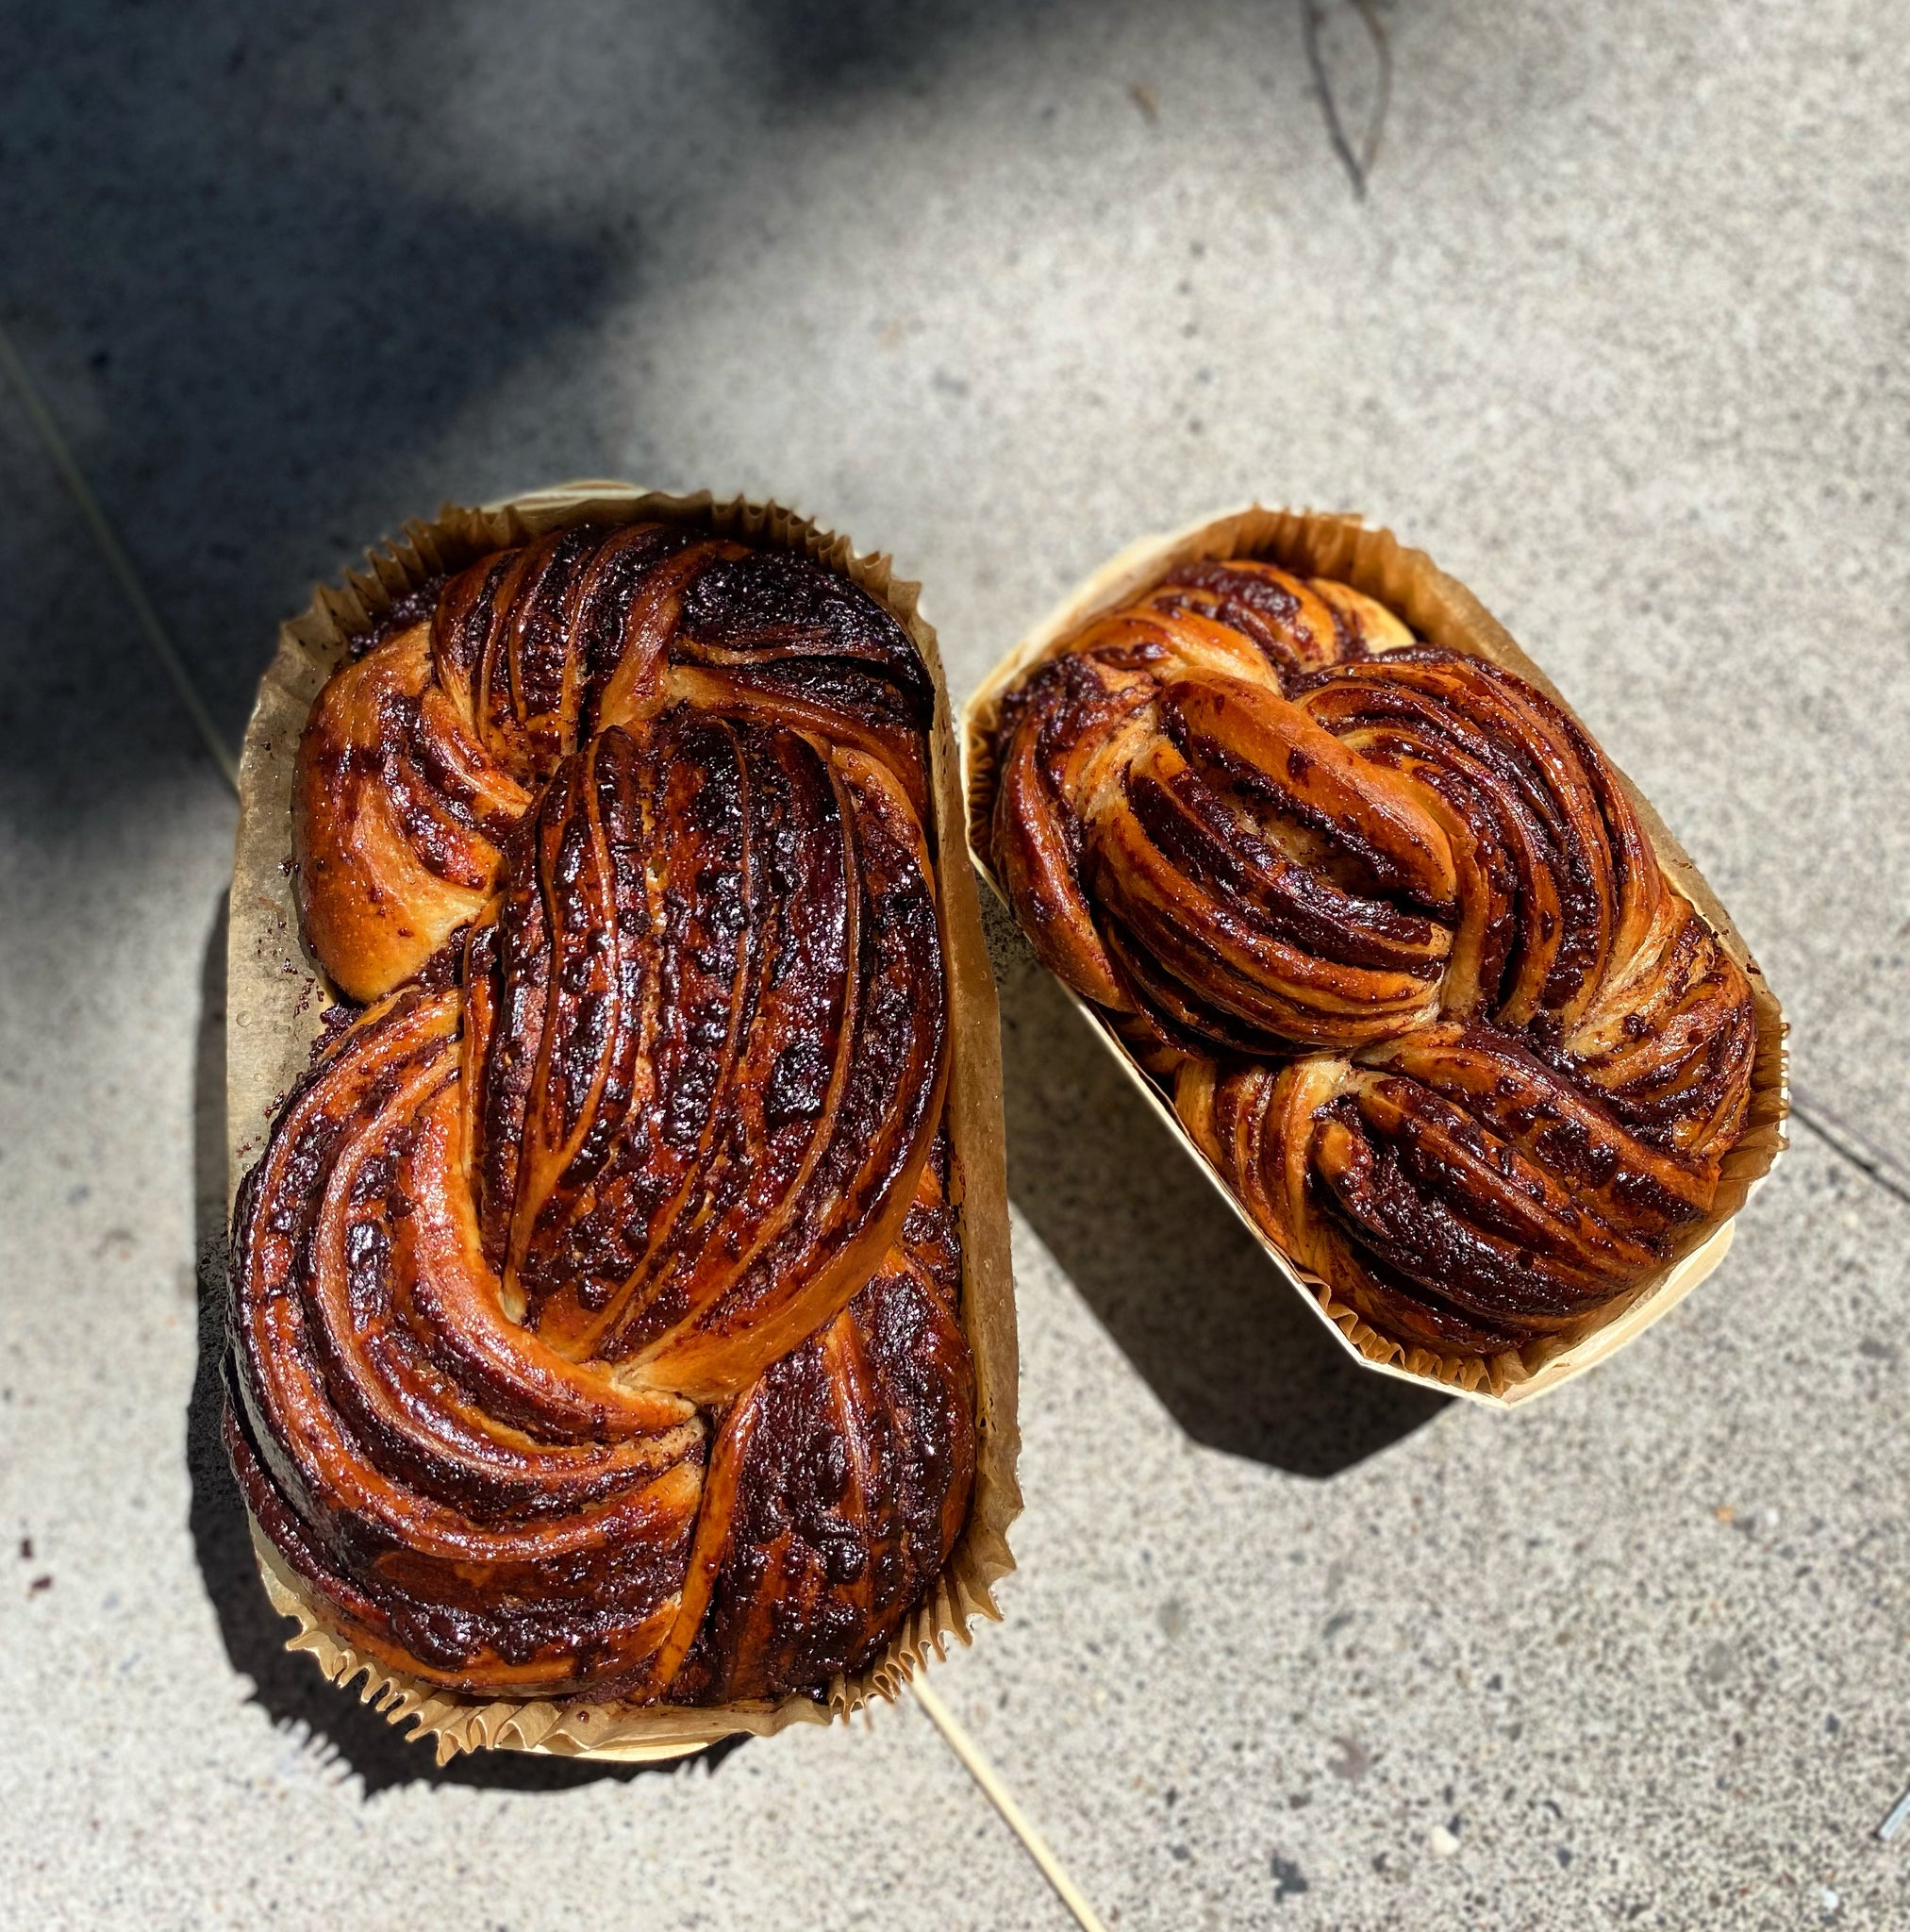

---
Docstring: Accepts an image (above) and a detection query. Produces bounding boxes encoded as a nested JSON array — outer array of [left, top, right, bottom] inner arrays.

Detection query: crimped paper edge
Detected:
[[225, 481, 1021, 1761], [959, 505, 1789, 1410]]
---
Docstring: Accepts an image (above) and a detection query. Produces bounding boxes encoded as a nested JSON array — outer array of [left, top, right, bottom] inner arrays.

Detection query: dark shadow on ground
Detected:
[[184, 893, 746, 1793], [0, 1, 625, 832], [984, 895, 1449, 1476], [0, 0, 1149, 769], [0, 0, 1339, 804]]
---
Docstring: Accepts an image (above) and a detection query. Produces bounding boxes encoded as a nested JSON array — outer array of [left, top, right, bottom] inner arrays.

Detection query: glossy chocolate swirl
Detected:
[[227, 524, 973, 1704], [985, 558, 1754, 1357]]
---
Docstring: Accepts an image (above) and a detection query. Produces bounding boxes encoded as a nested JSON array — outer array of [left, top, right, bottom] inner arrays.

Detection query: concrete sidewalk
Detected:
[[3, 3, 1906, 1926]]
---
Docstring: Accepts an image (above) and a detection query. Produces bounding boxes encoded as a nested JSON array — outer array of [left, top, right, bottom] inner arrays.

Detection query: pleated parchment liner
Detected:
[[227, 482, 1021, 1763], [962, 507, 1788, 1409]]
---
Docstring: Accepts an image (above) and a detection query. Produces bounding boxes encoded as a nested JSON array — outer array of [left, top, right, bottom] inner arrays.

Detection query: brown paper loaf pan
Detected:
[[961, 506, 1787, 1407], [226, 481, 1021, 1762]]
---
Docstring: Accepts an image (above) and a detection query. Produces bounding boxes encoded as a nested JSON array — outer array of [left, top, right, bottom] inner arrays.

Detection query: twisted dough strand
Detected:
[[986, 557, 1754, 1357], [231, 524, 972, 1705]]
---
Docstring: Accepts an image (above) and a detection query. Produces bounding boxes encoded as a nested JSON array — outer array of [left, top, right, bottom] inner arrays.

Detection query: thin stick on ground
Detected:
[[910, 1678, 1111, 1932], [1791, 1083, 1910, 1211], [0, 321, 241, 791]]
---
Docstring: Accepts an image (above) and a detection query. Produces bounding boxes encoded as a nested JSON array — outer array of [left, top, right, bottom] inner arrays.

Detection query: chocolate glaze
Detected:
[[666, 1157, 974, 1703]]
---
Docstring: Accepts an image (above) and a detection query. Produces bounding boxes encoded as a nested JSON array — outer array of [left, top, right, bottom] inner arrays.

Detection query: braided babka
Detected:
[[227, 523, 976, 1706], [983, 558, 1756, 1360]]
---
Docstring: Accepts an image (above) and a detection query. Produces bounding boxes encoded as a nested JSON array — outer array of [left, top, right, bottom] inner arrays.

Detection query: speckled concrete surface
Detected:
[[3, 3, 1907, 1927]]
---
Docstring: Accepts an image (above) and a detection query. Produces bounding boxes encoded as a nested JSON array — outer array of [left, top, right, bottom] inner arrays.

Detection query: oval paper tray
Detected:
[[960, 506, 1787, 1407], [225, 482, 1021, 1760]]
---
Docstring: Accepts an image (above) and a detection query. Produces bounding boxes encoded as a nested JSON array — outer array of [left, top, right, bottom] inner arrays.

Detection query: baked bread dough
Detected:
[[983, 558, 1755, 1357], [228, 524, 974, 1705]]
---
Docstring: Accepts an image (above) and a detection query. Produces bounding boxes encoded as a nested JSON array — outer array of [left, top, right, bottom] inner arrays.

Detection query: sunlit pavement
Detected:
[[3, 6, 1906, 1926]]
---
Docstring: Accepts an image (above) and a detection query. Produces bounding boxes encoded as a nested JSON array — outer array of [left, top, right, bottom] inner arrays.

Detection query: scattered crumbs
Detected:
[[1715, 1505, 1735, 1523], [1429, 1824, 1460, 1857], [28, 1574, 53, 1594], [18, 1537, 31, 1560]]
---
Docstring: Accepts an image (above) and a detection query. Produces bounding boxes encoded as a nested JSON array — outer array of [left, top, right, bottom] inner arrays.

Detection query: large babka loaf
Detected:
[[981, 556, 1756, 1360], [227, 522, 976, 1706]]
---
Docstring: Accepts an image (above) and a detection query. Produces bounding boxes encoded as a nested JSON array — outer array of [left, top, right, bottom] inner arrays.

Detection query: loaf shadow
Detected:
[[184, 894, 746, 1794], [1, 0, 1343, 795], [985, 897, 1449, 1475], [0, 1, 622, 776]]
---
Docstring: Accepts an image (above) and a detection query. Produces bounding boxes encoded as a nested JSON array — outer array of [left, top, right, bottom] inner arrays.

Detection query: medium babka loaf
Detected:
[[982, 558, 1756, 1358], [227, 522, 975, 1706]]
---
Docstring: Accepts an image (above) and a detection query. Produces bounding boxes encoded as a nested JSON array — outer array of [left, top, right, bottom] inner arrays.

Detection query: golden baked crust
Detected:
[[227, 524, 973, 1706], [984, 558, 1755, 1357]]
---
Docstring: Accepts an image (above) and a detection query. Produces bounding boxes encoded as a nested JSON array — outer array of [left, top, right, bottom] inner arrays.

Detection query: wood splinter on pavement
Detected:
[[0, 319, 241, 791], [910, 1679, 1111, 1932]]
